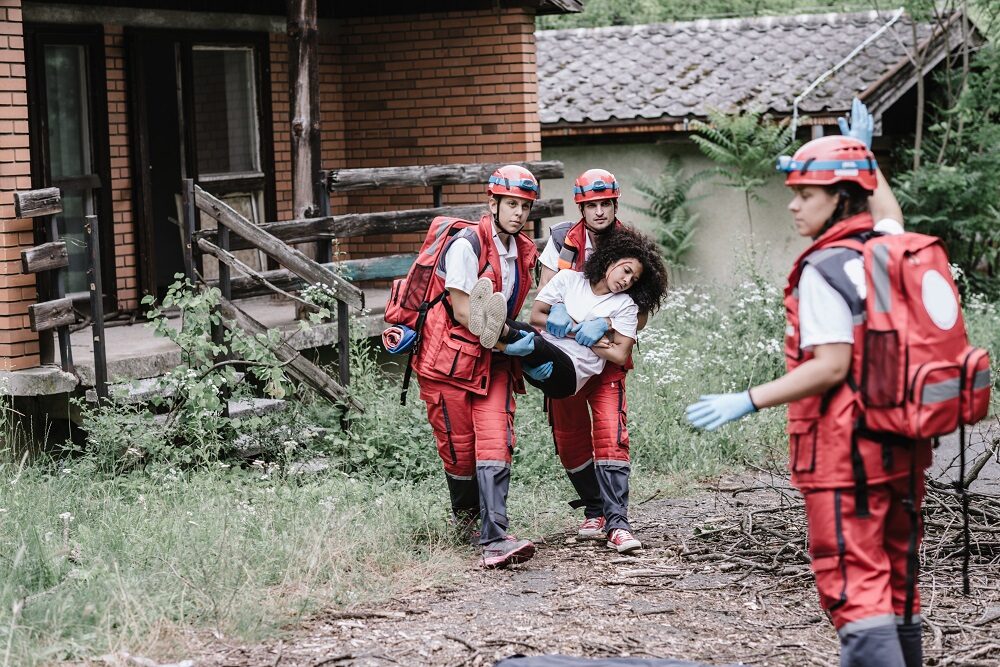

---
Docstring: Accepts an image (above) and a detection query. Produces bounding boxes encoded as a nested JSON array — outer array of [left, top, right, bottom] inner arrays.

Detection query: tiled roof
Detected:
[[537, 11, 940, 126]]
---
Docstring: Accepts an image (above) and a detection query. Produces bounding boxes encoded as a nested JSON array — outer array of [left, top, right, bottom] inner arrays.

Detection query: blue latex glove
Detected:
[[570, 318, 609, 347], [546, 303, 574, 338], [503, 331, 536, 357], [523, 361, 553, 382], [837, 97, 874, 148], [685, 391, 757, 431]]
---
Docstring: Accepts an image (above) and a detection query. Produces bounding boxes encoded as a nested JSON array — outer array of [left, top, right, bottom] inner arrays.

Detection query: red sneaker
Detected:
[[577, 516, 607, 540], [480, 536, 536, 569], [607, 528, 642, 553]]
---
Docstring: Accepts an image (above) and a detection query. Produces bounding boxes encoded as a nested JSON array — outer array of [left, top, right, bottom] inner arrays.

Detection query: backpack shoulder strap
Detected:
[[802, 245, 866, 319]]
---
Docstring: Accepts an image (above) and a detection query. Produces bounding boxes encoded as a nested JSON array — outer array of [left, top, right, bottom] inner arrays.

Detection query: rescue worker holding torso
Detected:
[[537, 169, 646, 554], [415, 165, 539, 569], [685, 102, 930, 667]]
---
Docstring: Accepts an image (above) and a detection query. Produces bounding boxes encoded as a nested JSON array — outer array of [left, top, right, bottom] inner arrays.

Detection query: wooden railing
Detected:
[[193, 159, 565, 294]]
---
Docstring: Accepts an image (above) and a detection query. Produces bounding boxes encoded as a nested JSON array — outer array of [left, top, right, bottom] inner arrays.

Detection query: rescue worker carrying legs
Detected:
[[413, 165, 540, 569], [537, 169, 650, 553], [685, 100, 927, 667]]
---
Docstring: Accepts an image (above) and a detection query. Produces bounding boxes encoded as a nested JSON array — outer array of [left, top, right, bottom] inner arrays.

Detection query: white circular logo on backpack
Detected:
[[921, 269, 958, 330]]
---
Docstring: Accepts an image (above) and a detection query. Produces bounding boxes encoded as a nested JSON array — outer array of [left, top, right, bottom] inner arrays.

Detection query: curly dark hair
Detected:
[[582, 225, 668, 314]]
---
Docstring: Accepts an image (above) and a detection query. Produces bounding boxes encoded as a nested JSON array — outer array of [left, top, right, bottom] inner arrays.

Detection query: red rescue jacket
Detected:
[[784, 213, 931, 490], [412, 213, 538, 396]]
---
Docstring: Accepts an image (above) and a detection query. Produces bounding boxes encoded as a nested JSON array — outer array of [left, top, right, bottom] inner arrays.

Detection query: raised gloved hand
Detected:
[[685, 391, 757, 431], [523, 361, 553, 382], [571, 318, 609, 347], [837, 97, 874, 149], [503, 331, 536, 357], [546, 303, 574, 338]]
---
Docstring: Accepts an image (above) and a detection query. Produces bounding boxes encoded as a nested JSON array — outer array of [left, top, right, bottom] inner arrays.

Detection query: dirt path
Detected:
[[196, 466, 1000, 667]]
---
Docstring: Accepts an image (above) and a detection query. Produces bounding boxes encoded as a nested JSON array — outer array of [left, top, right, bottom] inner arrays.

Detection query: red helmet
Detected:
[[777, 136, 877, 192], [573, 168, 621, 203], [487, 165, 540, 201]]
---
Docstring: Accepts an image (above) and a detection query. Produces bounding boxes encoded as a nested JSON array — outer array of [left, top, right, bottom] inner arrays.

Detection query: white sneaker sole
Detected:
[[467, 277, 493, 336], [479, 292, 507, 349]]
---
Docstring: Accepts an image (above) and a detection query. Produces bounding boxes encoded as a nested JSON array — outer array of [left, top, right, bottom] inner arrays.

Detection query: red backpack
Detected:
[[846, 232, 991, 438], [844, 231, 991, 602], [384, 216, 487, 404], [384, 216, 484, 330]]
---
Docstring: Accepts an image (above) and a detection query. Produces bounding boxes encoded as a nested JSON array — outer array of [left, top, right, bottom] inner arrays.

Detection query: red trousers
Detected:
[[804, 472, 925, 631], [418, 366, 516, 478], [549, 369, 630, 469]]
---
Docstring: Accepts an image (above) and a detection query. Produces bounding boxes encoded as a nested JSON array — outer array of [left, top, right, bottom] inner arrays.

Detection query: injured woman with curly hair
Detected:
[[467, 225, 668, 399]]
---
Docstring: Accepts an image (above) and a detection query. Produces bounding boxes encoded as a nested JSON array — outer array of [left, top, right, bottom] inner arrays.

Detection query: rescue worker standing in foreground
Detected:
[[413, 165, 540, 569], [686, 101, 927, 667], [537, 169, 648, 553]]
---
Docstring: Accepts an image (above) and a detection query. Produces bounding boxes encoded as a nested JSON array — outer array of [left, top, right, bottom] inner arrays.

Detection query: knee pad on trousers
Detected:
[[840, 621, 906, 667], [438, 434, 475, 478], [896, 619, 922, 667]]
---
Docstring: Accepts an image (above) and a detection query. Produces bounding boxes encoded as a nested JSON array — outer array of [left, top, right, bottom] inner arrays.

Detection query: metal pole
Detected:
[[214, 224, 231, 418], [85, 215, 107, 400], [46, 214, 74, 373], [338, 299, 349, 388], [181, 178, 197, 282], [315, 170, 331, 264]]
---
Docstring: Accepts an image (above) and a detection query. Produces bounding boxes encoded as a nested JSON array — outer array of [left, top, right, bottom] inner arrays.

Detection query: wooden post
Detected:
[[85, 215, 107, 399], [288, 0, 320, 219]]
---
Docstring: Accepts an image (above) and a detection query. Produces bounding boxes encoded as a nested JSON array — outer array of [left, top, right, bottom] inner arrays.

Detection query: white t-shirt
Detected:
[[536, 269, 639, 392], [443, 228, 518, 301], [539, 230, 592, 271], [799, 218, 904, 349]]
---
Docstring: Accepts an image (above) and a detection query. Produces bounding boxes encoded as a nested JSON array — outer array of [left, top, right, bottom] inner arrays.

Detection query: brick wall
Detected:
[[0, 0, 37, 371], [269, 8, 542, 259], [105, 25, 137, 311], [270, 33, 293, 221]]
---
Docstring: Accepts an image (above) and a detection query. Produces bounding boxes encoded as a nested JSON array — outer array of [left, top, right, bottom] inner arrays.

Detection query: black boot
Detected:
[[446, 474, 479, 543]]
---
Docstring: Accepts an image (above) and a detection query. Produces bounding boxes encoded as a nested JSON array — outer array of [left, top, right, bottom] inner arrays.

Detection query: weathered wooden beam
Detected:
[[196, 198, 565, 250], [28, 297, 75, 332], [198, 237, 318, 309], [20, 242, 69, 273], [288, 0, 320, 218], [327, 160, 564, 192], [14, 188, 62, 218], [217, 297, 363, 412], [193, 185, 364, 309]]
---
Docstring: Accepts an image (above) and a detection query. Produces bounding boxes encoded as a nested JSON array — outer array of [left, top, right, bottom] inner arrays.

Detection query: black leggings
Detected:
[[506, 320, 577, 399]]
